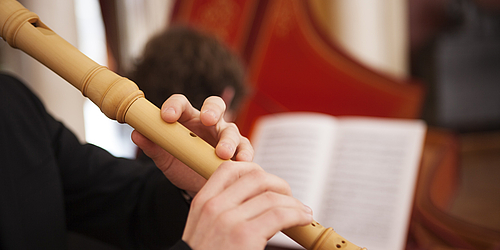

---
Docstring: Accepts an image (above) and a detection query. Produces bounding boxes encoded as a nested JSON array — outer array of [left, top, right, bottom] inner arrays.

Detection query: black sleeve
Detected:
[[52, 96, 190, 249], [169, 240, 192, 250], [0, 73, 189, 250]]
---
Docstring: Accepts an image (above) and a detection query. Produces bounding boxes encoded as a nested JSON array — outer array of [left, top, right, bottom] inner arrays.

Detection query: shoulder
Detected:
[[0, 73, 44, 108]]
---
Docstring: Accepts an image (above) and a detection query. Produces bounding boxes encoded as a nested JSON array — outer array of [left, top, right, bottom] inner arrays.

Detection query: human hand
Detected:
[[182, 161, 313, 250], [131, 94, 254, 195]]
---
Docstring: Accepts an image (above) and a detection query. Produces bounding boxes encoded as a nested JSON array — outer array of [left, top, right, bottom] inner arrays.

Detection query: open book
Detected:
[[249, 112, 426, 250]]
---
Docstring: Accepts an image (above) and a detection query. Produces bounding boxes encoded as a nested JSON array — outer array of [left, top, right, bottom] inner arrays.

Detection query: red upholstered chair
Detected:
[[170, 0, 425, 136]]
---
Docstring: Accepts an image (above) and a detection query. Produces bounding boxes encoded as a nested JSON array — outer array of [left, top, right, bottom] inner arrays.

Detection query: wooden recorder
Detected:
[[0, 1, 365, 249]]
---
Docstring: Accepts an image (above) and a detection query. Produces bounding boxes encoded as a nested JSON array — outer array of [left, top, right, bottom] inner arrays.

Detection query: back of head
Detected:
[[129, 26, 247, 113]]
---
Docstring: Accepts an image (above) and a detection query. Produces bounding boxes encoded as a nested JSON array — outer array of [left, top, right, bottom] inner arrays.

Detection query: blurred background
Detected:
[[1, 0, 499, 249]]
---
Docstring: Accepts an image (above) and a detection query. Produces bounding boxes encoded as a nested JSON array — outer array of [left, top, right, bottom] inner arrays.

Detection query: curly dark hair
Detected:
[[128, 26, 247, 112]]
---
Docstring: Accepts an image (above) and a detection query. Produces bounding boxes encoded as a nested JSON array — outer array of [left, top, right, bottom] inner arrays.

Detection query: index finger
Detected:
[[160, 94, 200, 123]]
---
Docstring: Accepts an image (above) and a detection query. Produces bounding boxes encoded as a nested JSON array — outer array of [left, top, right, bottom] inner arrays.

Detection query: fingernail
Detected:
[[221, 142, 234, 153], [202, 109, 216, 120], [237, 152, 252, 162], [303, 205, 313, 215], [164, 107, 176, 115]]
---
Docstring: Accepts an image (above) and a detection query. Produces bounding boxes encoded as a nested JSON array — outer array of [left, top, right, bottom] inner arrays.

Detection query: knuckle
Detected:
[[269, 207, 288, 222], [190, 195, 204, 209], [226, 122, 239, 131], [261, 191, 278, 202], [250, 162, 265, 173], [248, 169, 277, 187], [218, 122, 238, 136], [217, 161, 234, 172], [255, 171, 292, 195], [240, 136, 251, 145], [248, 167, 267, 180], [200, 198, 221, 217]]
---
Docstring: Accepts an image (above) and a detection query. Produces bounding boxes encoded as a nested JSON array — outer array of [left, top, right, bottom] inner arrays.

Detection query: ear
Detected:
[[221, 86, 235, 110], [221, 86, 235, 121]]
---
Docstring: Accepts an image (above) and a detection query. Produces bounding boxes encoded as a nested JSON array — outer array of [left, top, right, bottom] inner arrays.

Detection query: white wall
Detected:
[[329, 0, 409, 79]]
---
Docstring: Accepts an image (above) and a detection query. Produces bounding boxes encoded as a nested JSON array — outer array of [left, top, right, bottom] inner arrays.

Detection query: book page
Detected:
[[317, 117, 426, 250], [250, 113, 337, 248]]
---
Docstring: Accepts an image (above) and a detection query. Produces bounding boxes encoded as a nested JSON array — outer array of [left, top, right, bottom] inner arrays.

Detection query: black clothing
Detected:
[[0, 74, 191, 250]]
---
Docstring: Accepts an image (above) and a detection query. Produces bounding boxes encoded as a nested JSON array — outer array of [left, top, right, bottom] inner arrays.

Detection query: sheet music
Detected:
[[251, 113, 336, 248], [252, 113, 336, 210], [250, 114, 426, 249], [319, 118, 425, 250]]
